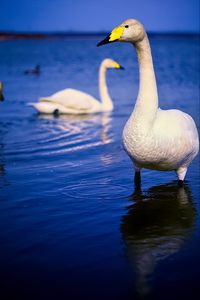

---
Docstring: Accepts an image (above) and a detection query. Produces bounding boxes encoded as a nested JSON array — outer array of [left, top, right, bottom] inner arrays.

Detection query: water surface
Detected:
[[0, 34, 199, 299]]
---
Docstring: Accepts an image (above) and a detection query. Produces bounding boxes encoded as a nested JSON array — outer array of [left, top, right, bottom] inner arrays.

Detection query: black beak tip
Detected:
[[97, 35, 111, 47], [119, 66, 125, 70], [97, 41, 103, 47], [97, 39, 108, 47]]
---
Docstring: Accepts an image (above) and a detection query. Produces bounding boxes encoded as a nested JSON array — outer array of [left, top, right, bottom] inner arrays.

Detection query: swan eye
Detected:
[[125, 25, 129, 28]]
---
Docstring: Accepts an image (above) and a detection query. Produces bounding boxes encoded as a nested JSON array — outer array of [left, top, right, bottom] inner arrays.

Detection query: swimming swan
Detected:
[[97, 19, 199, 184], [0, 81, 4, 101], [30, 59, 123, 114]]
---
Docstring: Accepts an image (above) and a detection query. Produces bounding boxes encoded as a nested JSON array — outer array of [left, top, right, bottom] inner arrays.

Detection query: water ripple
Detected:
[[60, 181, 129, 200], [3, 113, 114, 159]]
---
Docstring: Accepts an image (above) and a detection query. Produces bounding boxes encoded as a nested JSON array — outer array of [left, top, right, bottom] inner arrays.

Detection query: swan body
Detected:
[[97, 19, 199, 182], [0, 81, 4, 101], [123, 108, 198, 173], [30, 58, 123, 114], [33, 89, 102, 114]]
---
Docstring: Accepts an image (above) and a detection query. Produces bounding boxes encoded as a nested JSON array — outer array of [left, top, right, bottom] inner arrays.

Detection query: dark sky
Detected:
[[1, 0, 199, 32]]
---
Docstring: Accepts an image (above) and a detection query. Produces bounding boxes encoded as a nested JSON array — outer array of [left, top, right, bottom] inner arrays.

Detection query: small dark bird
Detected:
[[24, 64, 41, 75], [0, 81, 4, 101]]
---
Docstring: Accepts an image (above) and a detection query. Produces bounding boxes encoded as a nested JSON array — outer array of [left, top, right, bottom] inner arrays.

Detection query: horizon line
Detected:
[[0, 29, 199, 35]]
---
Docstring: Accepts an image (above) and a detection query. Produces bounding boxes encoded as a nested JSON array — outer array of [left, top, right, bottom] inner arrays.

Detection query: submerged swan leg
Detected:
[[176, 167, 187, 185], [134, 169, 141, 191]]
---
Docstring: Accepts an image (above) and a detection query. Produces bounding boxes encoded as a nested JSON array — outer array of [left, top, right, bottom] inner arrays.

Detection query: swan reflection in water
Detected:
[[121, 182, 196, 297], [37, 112, 113, 154]]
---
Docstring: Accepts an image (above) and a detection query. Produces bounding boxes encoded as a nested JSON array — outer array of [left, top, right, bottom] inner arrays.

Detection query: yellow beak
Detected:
[[97, 26, 124, 47]]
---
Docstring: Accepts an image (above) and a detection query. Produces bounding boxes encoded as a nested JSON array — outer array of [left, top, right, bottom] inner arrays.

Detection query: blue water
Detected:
[[0, 35, 199, 299]]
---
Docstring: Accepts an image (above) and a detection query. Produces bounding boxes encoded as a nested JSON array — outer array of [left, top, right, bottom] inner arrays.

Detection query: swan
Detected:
[[29, 58, 124, 114], [0, 81, 4, 101], [97, 19, 199, 184]]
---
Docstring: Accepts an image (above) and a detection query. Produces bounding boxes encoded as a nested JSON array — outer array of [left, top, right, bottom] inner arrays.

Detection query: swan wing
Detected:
[[40, 88, 100, 111], [28, 102, 72, 114], [154, 109, 199, 155]]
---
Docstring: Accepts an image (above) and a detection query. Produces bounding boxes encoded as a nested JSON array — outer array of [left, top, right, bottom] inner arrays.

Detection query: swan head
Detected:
[[97, 19, 145, 46], [0, 81, 4, 101], [102, 58, 124, 70]]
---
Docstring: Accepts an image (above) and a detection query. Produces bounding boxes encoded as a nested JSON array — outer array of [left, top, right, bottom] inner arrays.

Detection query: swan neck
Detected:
[[99, 63, 113, 111], [133, 34, 158, 122]]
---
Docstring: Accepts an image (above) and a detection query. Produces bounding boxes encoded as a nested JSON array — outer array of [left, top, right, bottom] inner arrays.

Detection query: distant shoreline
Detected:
[[0, 31, 199, 41], [0, 32, 106, 41]]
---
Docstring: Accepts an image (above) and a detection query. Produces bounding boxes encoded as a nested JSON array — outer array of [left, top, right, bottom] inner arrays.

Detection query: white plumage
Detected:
[[29, 58, 123, 114], [98, 19, 199, 182]]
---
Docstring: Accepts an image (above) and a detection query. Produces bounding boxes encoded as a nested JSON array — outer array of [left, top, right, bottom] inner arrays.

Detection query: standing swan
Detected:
[[0, 81, 4, 101], [97, 19, 199, 184], [30, 58, 123, 114]]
